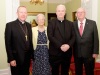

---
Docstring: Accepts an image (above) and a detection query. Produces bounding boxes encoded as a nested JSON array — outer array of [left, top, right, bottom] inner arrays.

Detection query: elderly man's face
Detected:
[[76, 8, 86, 20], [56, 6, 66, 19], [17, 7, 27, 22]]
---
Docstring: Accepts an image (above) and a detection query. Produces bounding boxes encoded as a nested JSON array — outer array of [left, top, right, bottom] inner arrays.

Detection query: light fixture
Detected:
[[30, 0, 44, 5], [81, 0, 90, 6], [81, 0, 90, 4]]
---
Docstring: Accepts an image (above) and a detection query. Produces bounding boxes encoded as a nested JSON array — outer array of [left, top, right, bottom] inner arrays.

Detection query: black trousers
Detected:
[[74, 57, 95, 75], [10, 51, 31, 75], [50, 55, 71, 75]]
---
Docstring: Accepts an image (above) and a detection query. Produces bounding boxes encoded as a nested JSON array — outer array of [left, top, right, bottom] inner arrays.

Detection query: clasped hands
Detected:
[[60, 44, 70, 52]]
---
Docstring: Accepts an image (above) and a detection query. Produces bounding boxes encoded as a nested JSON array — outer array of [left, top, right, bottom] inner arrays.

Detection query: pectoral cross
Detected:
[[25, 35, 28, 41]]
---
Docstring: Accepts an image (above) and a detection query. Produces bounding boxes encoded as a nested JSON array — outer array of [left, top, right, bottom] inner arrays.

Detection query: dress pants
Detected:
[[50, 55, 71, 75], [74, 57, 95, 75], [10, 51, 31, 75]]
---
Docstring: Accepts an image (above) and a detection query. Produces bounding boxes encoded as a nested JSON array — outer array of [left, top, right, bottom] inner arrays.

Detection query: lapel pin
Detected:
[[87, 23, 88, 24]]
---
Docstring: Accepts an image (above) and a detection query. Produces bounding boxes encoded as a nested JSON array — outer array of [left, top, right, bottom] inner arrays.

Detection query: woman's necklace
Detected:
[[38, 26, 45, 32], [18, 22, 28, 41]]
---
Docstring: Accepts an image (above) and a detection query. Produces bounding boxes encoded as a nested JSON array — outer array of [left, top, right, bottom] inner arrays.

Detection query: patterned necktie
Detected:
[[79, 23, 83, 36]]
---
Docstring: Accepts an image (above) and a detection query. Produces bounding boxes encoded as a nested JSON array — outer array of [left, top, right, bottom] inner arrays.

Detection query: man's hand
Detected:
[[10, 60, 16, 67], [92, 54, 98, 58]]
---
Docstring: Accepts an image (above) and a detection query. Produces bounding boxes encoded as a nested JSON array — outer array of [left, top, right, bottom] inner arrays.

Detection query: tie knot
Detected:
[[80, 23, 83, 25]]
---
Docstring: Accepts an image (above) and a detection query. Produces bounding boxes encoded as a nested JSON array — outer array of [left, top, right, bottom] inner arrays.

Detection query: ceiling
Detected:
[[20, 0, 71, 4]]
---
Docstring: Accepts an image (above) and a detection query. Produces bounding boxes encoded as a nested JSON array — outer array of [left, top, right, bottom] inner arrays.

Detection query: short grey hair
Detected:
[[76, 7, 86, 13], [35, 13, 45, 24], [17, 6, 27, 12], [56, 4, 66, 11]]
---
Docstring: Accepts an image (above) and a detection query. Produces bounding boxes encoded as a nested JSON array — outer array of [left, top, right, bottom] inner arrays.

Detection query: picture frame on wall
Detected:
[[48, 13, 66, 21], [26, 12, 45, 27], [48, 13, 57, 21], [72, 12, 77, 21]]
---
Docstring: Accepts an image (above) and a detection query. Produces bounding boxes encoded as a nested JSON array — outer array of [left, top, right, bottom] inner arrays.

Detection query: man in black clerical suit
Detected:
[[73, 7, 99, 75], [47, 4, 75, 75], [5, 6, 34, 75]]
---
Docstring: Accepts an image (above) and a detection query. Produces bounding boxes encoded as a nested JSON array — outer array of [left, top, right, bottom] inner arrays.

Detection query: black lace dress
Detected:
[[32, 30, 51, 75]]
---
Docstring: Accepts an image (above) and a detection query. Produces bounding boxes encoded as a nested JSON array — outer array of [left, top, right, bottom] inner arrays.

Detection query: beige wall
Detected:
[[0, 0, 8, 69], [47, 0, 81, 21], [48, 3, 65, 13], [65, 0, 81, 21], [21, 1, 80, 24], [21, 2, 47, 12], [97, 0, 100, 55], [20, 2, 48, 25], [98, 0, 100, 24]]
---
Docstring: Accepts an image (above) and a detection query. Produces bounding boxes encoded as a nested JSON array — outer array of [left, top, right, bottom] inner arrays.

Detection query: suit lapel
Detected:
[[74, 20, 89, 37], [75, 21, 81, 37], [82, 19, 89, 37]]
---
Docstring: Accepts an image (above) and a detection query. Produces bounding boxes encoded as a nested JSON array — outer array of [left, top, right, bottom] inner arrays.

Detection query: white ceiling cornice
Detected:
[[20, 0, 47, 2], [20, 0, 71, 3], [48, 0, 71, 3]]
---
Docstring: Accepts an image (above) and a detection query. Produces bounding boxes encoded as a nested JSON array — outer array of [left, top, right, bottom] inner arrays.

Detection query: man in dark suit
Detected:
[[5, 6, 34, 75], [47, 4, 75, 75], [73, 7, 99, 75]]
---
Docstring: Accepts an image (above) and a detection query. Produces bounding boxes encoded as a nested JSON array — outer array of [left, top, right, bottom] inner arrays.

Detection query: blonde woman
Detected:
[[32, 14, 51, 75]]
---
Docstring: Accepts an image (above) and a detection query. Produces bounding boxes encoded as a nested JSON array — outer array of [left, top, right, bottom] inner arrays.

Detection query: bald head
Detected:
[[17, 6, 27, 22], [17, 6, 27, 13], [76, 7, 86, 21], [76, 7, 86, 13], [56, 4, 66, 21], [56, 4, 66, 11]]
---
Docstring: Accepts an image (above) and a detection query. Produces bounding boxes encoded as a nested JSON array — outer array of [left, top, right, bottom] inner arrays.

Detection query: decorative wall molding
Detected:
[[81, 0, 92, 20], [81, 0, 98, 23], [0, 67, 11, 75], [20, 0, 47, 2], [48, 0, 71, 3], [6, 0, 19, 23]]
